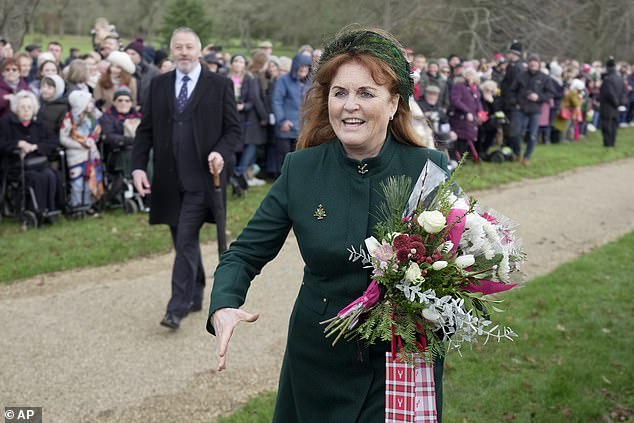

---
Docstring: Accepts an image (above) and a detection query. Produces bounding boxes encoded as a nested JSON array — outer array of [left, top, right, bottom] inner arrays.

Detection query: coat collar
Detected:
[[334, 134, 397, 177]]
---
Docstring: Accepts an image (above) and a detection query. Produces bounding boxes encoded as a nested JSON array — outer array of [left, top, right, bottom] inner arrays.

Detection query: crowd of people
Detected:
[[0, 19, 631, 228]]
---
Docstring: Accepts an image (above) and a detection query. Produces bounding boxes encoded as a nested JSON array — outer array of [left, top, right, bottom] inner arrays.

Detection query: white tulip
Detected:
[[455, 254, 475, 268], [432, 261, 448, 270], [364, 236, 380, 256]]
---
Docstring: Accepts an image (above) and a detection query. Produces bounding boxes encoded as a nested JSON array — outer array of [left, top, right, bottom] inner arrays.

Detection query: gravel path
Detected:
[[1, 158, 634, 422]]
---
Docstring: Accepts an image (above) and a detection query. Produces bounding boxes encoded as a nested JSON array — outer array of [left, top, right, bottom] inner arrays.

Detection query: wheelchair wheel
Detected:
[[20, 210, 38, 230], [123, 198, 139, 214]]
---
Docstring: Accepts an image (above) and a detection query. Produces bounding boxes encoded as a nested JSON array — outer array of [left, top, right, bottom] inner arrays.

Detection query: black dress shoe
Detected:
[[190, 302, 203, 312], [160, 312, 181, 329]]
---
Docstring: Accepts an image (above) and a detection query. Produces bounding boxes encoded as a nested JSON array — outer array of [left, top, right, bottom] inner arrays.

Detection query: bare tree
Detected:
[[0, 0, 40, 48]]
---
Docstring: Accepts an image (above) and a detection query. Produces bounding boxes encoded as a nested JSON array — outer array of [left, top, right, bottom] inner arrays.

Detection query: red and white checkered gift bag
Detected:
[[385, 352, 437, 422]]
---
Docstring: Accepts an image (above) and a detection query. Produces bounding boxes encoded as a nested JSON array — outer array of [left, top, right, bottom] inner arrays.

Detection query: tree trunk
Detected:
[[0, 0, 41, 50]]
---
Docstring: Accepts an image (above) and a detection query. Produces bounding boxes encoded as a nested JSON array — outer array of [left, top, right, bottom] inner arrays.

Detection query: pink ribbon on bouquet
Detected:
[[445, 207, 468, 251], [337, 280, 381, 318], [465, 279, 518, 294]]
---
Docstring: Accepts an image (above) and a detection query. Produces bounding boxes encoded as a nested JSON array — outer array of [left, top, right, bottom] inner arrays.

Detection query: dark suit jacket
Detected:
[[131, 67, 241, 226]]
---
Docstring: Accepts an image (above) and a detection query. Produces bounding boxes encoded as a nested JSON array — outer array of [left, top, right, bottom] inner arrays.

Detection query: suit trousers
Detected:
[[167, 191, 208, 317], [602, 116, 618, 147]]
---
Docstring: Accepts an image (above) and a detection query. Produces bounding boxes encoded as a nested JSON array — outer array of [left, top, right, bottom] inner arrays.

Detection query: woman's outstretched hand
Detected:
[[211, 308, 260, 371]]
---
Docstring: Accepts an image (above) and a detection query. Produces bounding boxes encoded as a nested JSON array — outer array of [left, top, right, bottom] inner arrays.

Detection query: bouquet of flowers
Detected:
[[321, 159, 525, 362]]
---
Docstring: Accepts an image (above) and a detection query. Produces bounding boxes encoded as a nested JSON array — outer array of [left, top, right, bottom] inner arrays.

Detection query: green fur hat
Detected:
[[319, 26, 413, 102]]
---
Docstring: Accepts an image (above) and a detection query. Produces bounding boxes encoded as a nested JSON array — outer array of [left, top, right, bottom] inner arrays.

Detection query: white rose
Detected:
[[455, 254, 475, 268], [417, 210, 446, 234], [422, 307, 442, 323], [364, 236, 380, 256], [432, 261, 448, 270], [404, 262, 422, 283]]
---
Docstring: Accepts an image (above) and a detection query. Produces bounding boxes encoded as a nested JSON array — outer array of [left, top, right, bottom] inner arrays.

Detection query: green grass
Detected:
[[213, 231, 634, 423], [21, 33, 300, 60], [456, 127, 634, 191], [22, 33, 97, 56], [1, 128, 633, 284], [0, 185, 269, 283]]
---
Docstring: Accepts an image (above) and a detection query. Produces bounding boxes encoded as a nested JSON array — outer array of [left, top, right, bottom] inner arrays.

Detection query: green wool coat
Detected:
[[208, 136, 448, 423]]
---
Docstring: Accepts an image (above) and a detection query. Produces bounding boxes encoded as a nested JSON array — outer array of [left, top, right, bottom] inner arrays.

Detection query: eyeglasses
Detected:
[[3, 68, 19, 72]]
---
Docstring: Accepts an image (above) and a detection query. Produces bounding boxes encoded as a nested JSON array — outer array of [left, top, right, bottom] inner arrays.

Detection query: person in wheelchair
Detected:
[[0, 90, 62, 220], [99, 87, 143, 208]]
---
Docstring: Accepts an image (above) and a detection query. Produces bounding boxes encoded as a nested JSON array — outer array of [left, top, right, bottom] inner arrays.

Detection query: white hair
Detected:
[[10, 90, 40, 116], [170, 27, 202, 50]]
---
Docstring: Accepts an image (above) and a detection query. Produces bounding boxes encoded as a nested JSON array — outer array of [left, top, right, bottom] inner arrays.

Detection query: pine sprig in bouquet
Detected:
[[321, 159, 525, 362]]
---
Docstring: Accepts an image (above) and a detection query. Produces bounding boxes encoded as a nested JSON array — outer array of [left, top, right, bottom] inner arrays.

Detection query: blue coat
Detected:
[[271, 54, 312, 139], [208, 136, 448, 422]]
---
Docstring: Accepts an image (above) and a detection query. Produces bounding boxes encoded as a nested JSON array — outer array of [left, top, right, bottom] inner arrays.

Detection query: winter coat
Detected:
[[449, 79, 482, 141], [510, 69, 555, 114], [231, 72, 267, 147], [272, 54, 312, 139], [599, 69, 626, 119], [59, 111, 102, 167], [0, 77, 31, 119], [134, 60, 160, 109], [207, 136, 448, 423], [0, 112, 59, 158], [500, 59, 525, 112], [37, 97, 69, 140], [99, 106, 142, 149], [131, 67, 241, 227]]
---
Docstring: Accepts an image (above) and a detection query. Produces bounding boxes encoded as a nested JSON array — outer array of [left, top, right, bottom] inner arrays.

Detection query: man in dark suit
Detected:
[[599, 57, 626, 148], [131, 27, 241, 330]]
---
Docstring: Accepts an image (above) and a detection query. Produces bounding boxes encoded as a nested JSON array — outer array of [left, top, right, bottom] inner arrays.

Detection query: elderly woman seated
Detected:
[[0, 90, 62, 219]]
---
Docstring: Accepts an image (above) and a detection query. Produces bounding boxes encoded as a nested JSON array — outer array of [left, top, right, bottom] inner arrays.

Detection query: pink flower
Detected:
[[373, 242, 396, 263]]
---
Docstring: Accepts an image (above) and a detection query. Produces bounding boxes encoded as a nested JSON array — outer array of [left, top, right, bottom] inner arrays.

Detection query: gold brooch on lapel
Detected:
[[313, 204, 327, 220]]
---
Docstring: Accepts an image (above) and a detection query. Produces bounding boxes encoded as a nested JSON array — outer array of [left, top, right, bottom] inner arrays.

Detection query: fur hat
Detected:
[[508, 40, 523, 56], [106, 51, 135, 74], [41, 74, 66, 101], [37, 52, 56, 66], [68, 90, 93, 116], [569, 78, 585, 92], [125, 38, 144, 57]]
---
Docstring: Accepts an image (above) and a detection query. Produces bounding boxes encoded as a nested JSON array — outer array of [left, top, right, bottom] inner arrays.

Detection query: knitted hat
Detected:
[[41, 74, 66, 101], [606, 57, 616, 69], [125, 38, 144, 57], [68, 90, 93, 116], [508, 40, 522, 56], [106, 51, 135, 74], [113, 86, 132, 101], [527, 53, 540, 62]]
